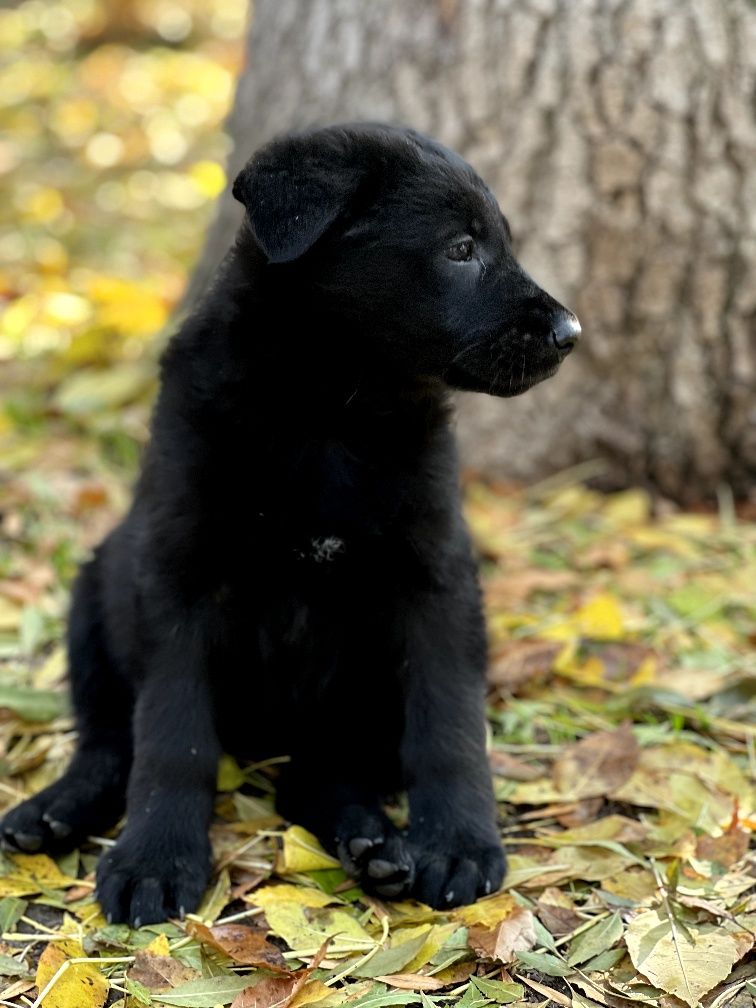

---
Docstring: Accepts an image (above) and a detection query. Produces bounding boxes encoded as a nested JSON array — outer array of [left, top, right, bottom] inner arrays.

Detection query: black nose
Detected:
[[551, 314, 581, 353]]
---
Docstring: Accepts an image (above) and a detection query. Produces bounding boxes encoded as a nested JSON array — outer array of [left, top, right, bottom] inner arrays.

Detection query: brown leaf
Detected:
[[556, 797, 604, 827], [535, 888, 583, 936], [695, 828, 749, 868], [468, 906, 537, 963], [489, 750, 545, 781], [485, 570, 576, 608], [374, 973, 445, 991], [186, 921, 288, 972], [488, 639, 562, 692], [126, 952, 199, 992], [554, 723, 639, 800], [583, 642, 656, 683], [231, 940, 329, 1008], [231, 974, 303, 1008]]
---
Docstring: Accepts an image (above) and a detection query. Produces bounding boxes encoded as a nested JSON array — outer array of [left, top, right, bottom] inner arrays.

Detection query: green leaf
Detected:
[[419, 995, 440, 1008], [216, 754, 245, 791], [20, 607, 46, 656], [454, 984, 492, 1008], [0, 897, 27, 933], [125, 977, 154, 1005], [0, 685, 68, 722], [349, 984, 421, 1007], [582, 947, 627, 972], [0, 953, 27, 977], [453, 983, 493, 1008], [354, 928, 432, 978], [532, 915, 558, 952], [567, 913, 624, 966], [471, 976, 524, 1003], [151, 974, 254, 1006], [516, 949, 574, 977]]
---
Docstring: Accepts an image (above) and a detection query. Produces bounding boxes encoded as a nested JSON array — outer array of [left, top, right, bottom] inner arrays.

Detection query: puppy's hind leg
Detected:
[[2, 555, 133, 853]]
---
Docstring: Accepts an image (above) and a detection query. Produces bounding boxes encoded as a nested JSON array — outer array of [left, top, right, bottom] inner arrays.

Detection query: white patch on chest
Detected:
[[310, 536, 345, 562]]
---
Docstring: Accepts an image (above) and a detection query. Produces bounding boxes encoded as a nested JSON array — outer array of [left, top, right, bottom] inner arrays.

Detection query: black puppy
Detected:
[[2, 124, 579, 925]]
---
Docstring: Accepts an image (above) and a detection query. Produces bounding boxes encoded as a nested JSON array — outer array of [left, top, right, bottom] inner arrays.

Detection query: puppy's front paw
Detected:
[[334, 805, 415, 900], [408, 831, 505, 909], [96, 829, 211, 926]]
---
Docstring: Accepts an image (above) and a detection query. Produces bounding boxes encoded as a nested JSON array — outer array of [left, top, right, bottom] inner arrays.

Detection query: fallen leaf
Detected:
[[695, 828, 749, 868], [0, 685, 68, 722], [468, 905, 537, 963], [231, 938, 329, 1008], [186, 920, 288, 971], [276, 826, 339, 874], [553, 724, 639, 800], [469, 975, 524, 1003], [574, 593, 625, 640], [487, 639, 562, 692], [126, 951, 199, 992], [484, 570, 576, 608], [148, 974, 254, 1006], [453, 891, 518, 928], [566, 913, 623, 966], [374, 973, 444, 991], [535, 888, 583, 936], [35, 938, 108, 1008], [488, 749, 545, 780], [516, 948, 573, 977], [625, 907, 743, 1007], [0, 853, 78, 897], [246, 884, 335, 909]]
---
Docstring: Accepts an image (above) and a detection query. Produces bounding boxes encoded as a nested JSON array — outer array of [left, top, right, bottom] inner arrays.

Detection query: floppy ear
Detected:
[[232, 132, 363, 264]]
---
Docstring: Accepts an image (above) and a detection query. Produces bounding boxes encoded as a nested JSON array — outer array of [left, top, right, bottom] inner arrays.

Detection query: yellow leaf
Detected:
[[43, 291, 92, 326], [453, 891, 518, 928], [33, 647, 66, 689], [403, 922, 457, 973], [289, 979, 334, 1006], [0, 596, 22, 631], [625, 907, 742, 1007], [188, 160, 226, 199], [86, 275, 169, 336], [601, 489, 650, 527], [574, 593, 624, 640], [276, 826, 340, 873], [217, 755, 245, 792], [247, 884, 335, 909], [70, 902, 107, 929], [35, 939, 108, 1008], [0, 853, 78, 897], [144, 933, 171, 956], [258, 902, 373, 955]]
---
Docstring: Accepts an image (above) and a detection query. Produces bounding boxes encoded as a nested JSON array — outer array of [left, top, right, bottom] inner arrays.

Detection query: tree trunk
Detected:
[[186, 0, 756, 502]]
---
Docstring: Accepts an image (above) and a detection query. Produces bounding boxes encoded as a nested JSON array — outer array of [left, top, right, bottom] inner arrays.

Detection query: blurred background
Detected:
[[1, 0, 755, 508]]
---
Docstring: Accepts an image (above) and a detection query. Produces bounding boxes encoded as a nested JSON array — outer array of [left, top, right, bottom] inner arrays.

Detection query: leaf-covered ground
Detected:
[[1, 2, 756, 1007], [2, 460, 756, 1008]]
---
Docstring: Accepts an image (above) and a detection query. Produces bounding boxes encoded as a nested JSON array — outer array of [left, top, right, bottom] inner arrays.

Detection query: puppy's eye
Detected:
[[446, 238, 474, 262]]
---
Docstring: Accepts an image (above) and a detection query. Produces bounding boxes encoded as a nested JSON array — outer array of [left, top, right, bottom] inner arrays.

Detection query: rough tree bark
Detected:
[[186, 0, 756, 502]]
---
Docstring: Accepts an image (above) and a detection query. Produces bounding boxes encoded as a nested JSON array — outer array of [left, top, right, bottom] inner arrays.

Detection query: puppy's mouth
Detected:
[[445, 340, 564, 399]]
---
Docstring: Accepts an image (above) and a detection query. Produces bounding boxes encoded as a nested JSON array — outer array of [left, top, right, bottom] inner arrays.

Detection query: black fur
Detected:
[[2, 124, 579, 924]]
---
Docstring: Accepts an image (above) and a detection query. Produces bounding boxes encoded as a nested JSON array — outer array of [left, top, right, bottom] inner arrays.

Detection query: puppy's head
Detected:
[[233, 124, 580, 397]]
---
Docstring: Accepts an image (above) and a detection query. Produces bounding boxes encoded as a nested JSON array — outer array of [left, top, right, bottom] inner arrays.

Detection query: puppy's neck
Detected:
[[191, 231, 451, 423]]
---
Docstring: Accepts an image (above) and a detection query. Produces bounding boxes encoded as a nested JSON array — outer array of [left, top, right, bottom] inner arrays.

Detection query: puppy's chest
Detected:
[[243, 440, 412, 570]]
